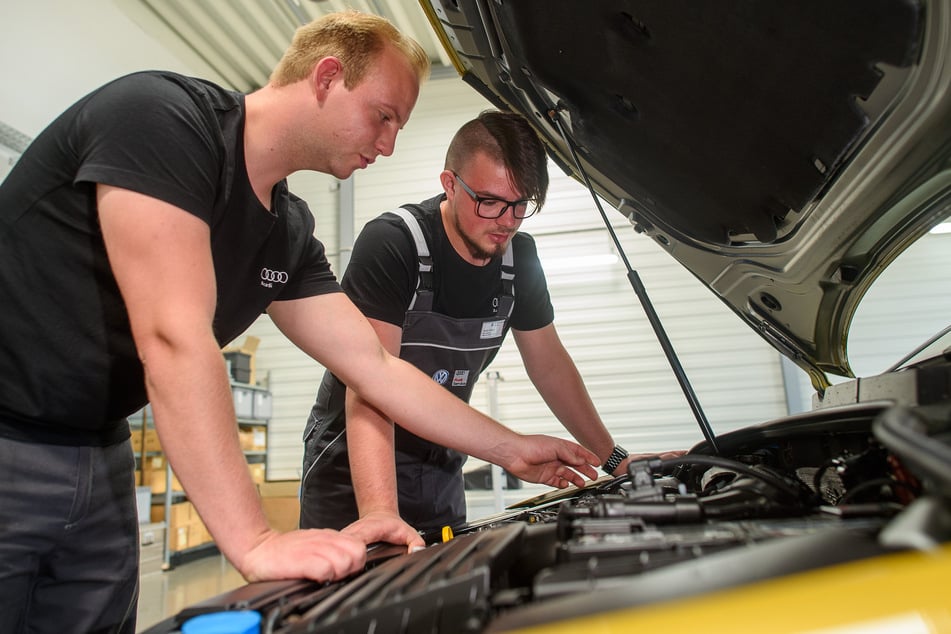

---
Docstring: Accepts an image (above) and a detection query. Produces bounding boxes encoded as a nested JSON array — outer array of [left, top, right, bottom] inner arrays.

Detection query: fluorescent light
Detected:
[[929, 222, 951, 234]]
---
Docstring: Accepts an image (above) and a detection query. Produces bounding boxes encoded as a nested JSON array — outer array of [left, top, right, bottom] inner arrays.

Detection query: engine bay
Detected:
[[143, 370, 951, 633]]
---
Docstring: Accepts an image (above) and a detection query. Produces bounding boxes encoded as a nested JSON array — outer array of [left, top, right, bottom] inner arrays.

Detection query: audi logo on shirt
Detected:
[[260, 268, 288, 288]]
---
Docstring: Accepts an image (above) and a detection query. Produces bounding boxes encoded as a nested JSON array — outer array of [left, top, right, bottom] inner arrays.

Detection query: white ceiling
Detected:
[[1, 0, 455, 150], [124, 0, 453, 92]]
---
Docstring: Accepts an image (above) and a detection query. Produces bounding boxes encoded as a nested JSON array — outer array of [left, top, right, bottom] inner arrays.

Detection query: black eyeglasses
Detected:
[[453, 173, 540, 220]]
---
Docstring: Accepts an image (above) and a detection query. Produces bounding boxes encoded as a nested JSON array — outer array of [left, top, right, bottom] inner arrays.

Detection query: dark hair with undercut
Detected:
[[445, 110, 549, 208]]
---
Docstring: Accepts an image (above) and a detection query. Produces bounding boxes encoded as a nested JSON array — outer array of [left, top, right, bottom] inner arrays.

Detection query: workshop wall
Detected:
[[243, 75, 789, 485]]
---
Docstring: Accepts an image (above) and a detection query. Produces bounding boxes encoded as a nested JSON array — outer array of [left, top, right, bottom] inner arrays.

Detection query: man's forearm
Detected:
[[534, 364, 616, 461], [270, 295, 598, 488], [143, 337, 270, 574], [516, 326, 617, 462], [347, 391, 400, 517], [351, 354, 518, 465]]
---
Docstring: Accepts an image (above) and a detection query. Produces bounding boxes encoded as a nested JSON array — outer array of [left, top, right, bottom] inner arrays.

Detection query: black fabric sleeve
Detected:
[[72, 72, 224, 223], [278, 201, 342, 301], [341, 215, 418, 327], [509, 232, 555, 331]]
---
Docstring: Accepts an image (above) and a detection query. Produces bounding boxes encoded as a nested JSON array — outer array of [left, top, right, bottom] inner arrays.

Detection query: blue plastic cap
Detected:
[[181, 611, 261, 634]]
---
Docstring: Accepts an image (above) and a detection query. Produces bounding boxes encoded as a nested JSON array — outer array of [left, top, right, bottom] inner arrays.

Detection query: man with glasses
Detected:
[[300, 110, 679, 542]]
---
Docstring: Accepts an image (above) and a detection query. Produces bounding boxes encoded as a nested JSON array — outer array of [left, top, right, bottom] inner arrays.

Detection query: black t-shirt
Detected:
[[344, 194, 554, 335], [0, 71, 340, 445]]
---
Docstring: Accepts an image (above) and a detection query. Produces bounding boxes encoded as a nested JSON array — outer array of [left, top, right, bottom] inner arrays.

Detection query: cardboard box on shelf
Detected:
[[238, 427, 255, 451], [130, 429, 143, 452], [152, 501, 215, 552], [144, 428, 162, 453], [150, 500, 195, 526], [172, 525, 189, 551], [238, 425, 267, 451], [262, 496, 300, 533], [258, 480, 301, 533], [188, 520, 214, 550], [131, 428, 161, 454], [141, 456, 184, 494], [172, 501, 195, 526], [248, 463, 266, 484], [257, 480, 300, 498], [251, 426, 267, 451], [141, 456, 166, 493]]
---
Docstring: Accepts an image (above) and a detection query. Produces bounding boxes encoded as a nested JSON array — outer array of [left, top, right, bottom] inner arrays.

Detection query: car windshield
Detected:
[[841, 218, 951, 380]]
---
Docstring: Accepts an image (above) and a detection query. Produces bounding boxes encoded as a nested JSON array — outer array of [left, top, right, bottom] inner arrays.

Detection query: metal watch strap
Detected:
[[602, 445, 629, 474]]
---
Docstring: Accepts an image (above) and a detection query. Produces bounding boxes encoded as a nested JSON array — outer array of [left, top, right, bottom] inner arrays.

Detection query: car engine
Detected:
[[142, 356, 951, 633]]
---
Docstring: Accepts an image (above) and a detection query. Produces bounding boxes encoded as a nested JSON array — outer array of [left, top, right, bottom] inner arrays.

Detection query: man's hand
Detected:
[[342, 511, 425, 551], [615, 449, 688, 476], [237, 528, 367, 583], [494, 435, 600, 488]]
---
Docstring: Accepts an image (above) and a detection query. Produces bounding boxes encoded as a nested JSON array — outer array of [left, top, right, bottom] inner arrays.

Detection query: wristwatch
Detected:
[[602, 445, 629, 474]]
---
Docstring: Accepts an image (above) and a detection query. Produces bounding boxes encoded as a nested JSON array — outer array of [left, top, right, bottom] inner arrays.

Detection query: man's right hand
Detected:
[[494, 434, 600, 488], [237, 528, 368, 583]]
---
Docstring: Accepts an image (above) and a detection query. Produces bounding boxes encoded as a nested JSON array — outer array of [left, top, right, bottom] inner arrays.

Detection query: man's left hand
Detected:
[[342, 511, 425, 552]]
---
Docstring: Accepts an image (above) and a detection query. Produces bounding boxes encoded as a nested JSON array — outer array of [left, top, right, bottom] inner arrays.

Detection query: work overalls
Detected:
[[388, 209, 515, 528], [300, 208, 515, 531]]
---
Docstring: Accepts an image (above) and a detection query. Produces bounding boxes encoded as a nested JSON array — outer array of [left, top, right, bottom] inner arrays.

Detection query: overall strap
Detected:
[[389, 207, 516, 315], [389, 208, 434, 311], [499, 241, 515, 318]]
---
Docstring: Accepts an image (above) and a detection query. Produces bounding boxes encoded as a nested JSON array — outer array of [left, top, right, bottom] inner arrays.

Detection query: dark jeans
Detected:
[[0, 436, 139, 634]]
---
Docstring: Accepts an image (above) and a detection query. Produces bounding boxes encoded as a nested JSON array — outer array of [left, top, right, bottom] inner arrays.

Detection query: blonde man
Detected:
[[0, 12, 597, 633]]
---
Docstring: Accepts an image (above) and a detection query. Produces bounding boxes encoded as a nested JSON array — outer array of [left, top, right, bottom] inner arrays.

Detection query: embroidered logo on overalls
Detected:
[[452, 370, 470, 387], [391, 206, 515, 403]]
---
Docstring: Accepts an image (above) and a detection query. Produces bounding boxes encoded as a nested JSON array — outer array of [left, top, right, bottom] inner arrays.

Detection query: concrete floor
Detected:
[[135, 554, 246, 633]]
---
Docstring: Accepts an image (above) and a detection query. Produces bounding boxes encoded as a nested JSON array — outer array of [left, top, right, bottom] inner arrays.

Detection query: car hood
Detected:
[[420, 0, 951, 390]]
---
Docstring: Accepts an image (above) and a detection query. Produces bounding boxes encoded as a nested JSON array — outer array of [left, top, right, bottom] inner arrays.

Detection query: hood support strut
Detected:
[[548, 107, 721, 455]]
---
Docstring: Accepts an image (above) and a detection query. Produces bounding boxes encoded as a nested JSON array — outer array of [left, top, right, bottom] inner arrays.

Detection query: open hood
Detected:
[[420, 0, 951, 390]]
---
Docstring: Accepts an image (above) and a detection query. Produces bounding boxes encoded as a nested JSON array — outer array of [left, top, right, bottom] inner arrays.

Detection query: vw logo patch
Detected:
[[432, 369, 450, 385]]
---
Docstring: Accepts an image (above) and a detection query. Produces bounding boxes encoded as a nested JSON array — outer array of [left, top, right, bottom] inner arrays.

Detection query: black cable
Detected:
[[837, 477, 917, 505], [812, 459, 845, 504], [647, 454, 813, 501]]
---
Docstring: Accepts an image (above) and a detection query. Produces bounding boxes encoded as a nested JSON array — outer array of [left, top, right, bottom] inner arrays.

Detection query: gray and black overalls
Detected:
[[300, 208, 515, 532]]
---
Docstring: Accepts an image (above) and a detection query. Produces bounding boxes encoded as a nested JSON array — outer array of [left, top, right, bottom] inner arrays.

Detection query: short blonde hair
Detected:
[[270, 10, 430, 88]]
